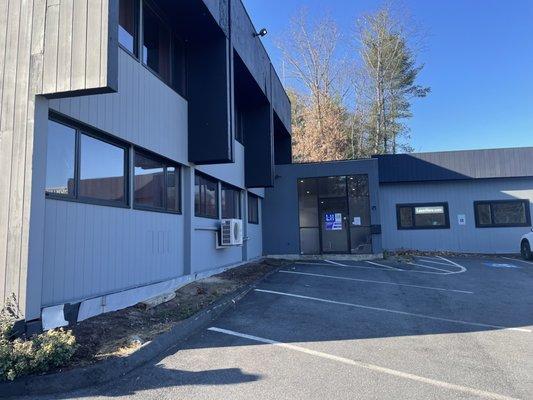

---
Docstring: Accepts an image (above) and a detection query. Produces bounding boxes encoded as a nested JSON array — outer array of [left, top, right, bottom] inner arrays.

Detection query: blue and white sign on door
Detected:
[[325, 213, 343, 230]]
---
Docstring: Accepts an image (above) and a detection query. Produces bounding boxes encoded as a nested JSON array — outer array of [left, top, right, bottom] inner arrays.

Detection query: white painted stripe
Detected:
[[208, 327, 521, 400], [278, 270, 473, 294], [297, 260, 392, 271], [365, 260, 398, 270], [502, 257, 533, 266], [324, 259, 348, 266], [254, 289, 531, 333], [417, 258, 454, 266], [407, 262, 452, 273], [437, 256, 467, 273], [294, 261, 343, 267]]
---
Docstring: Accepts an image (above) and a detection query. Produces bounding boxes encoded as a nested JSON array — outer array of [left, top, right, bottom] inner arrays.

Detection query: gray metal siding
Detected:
[[380, 178, 533, 254], [43, 49, 189, 306], [0, 0, 115, 318], [196, 142, 245, 189], [42, 200, 185, 306], [263, 159, 381, 255], [247, 199, 262, 259], [376, 147, 533, 183], [50, 49, 188, 164], [40, 0, 117, 95]]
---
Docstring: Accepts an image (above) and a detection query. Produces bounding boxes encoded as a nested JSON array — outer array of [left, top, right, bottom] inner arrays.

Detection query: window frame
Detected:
[[133, 148, 182, 214], [45, 113, 130, 209], [248, 193, 260, 225], [396, 202, 450, 230], [221, 183, 242, 219], [118, 0, 140, 57], [474, 200, 531, 228], [194, 172, 219, 219], [140, 0, 188, 98]]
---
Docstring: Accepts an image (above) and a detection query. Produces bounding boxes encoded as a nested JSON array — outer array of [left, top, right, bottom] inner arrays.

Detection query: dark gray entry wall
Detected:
[[263, 159, 382, 256]]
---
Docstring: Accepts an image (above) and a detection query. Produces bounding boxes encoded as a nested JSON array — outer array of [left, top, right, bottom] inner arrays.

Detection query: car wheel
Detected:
[[521, 240, 532, 260]]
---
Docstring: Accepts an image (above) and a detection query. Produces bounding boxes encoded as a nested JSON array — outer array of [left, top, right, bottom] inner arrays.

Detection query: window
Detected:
[[396, 203, 450, 230], [45, 117, 128, 206], [195, 173, 218, 218], [221, 184, 241, 219], [119, 0, 138, 54], [79, 134, 127, 203], [142, 2, 186, 95], [474, 200, 531, 228], [248, 194, 259, 224], [134, 151, 181, 213], [45, 120, 76, 196], [142, 3, 171, 82], [235, 104, 245, 144]]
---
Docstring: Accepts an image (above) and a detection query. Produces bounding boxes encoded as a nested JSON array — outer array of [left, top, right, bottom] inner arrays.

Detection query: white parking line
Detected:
[[502, 257, 533, 266], [407, 262, 453, 273], [364, 260, 399, 270], [278, 270, 473, 294], [254, 289, 531, 333], [295, 261, 392, 272], [437, 256, 467, 273], [208, 327, 521, 400], [417, 258, 455, 266]]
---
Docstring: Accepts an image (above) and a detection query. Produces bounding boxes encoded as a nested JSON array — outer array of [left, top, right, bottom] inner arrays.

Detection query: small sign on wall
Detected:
[[353, 217, 361, 226], [457, 214, 466, 225]]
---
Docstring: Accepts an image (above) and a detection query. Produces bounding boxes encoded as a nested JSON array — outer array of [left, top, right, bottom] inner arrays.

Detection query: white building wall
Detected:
[[380, 178, 533, 254]]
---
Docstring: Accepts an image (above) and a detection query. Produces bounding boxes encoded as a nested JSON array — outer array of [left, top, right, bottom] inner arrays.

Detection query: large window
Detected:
[[195, 173, 218, 219], [118, 0, 187, 96], [142, 3, 171, 82], [396, 203, 450, 230], [248, 194, 259, 224], [45, 117, 128, 206], [222, 184, 241, 219], [134, 151, 181, 213], [119, 0, 138, 54], [142, 2, 186, 96], [474, 200, 531, 228]]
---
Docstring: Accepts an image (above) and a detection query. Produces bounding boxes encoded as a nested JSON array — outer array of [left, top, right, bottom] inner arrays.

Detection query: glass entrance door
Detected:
[[319, 197, 349, 253]]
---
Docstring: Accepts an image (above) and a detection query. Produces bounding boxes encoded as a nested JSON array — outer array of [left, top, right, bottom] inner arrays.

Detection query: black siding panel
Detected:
[[375, 147, 533, 183]]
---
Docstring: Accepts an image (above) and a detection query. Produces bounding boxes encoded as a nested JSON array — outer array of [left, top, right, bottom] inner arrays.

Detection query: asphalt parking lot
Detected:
[[22, 255, 533, 400]]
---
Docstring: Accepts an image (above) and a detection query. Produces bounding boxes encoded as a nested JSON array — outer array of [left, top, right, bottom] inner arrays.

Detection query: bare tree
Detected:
[[278, 10, 350, 162]]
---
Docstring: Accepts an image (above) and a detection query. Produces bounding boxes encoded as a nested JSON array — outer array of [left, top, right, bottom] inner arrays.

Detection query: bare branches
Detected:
[[278, 4, 430, 162]]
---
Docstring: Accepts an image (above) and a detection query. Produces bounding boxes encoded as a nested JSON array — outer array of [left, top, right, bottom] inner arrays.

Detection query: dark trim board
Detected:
[[395, 202, 451, 230]]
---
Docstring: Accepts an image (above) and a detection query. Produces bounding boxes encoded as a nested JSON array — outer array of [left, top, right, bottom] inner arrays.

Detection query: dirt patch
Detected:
[[68, 258, 289, 368]]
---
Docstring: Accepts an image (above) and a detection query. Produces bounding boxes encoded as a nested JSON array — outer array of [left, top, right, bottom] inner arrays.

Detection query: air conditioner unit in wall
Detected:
[[220, 219, 243, 246]]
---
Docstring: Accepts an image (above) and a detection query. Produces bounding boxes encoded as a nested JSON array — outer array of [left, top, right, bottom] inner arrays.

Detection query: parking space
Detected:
[[31, 256, 533, 400]]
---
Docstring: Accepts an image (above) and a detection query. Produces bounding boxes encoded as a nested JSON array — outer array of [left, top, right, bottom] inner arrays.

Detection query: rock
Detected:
[[140, 292, 176, 309]]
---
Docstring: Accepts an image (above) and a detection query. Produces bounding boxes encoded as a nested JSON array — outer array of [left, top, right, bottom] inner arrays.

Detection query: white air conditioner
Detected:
[[220, 219, 243, 246]]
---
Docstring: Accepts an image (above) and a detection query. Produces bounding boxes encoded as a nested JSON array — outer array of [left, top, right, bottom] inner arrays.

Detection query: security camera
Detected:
[[253, 28, 268, 37]]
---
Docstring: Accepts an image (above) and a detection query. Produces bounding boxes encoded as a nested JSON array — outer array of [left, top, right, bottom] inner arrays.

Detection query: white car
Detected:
[[521, 229, 533, 260]]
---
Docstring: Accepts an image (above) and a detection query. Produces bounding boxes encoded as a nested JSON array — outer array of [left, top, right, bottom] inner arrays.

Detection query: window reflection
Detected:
[[45, 120, 76, 196], [134, 153, 165, 208], [195, 173, 218, 218], [79, 134, 126, 202], [222, 185, 241, 219], [119, 0, 137, 54]]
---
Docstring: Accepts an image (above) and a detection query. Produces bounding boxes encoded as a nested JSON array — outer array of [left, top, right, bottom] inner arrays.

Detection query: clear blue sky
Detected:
[[243, 0, 533, 153]]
